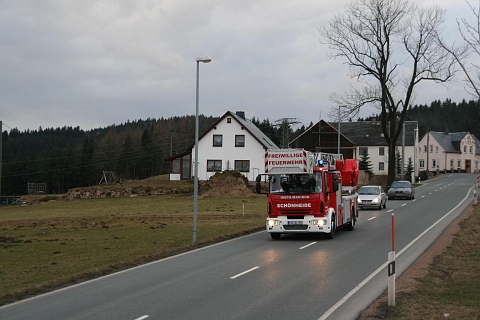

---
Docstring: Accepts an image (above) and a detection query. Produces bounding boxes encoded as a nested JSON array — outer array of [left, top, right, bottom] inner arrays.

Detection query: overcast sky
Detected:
[[1, 0, 476, 132]]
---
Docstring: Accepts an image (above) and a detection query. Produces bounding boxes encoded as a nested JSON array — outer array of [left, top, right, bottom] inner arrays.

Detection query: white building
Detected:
[[418, 131, 480, 173], [166, 111, 278, 181]]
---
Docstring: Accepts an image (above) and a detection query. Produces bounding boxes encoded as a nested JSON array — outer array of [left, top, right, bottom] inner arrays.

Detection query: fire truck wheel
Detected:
[[270, 233, 281, 240], [346, 214, 355, 231], [325, 216, 336, 239]]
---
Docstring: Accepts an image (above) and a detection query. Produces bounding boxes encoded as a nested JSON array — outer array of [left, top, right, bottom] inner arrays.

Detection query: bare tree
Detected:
[[319, 0, 458, 186], [440, 1, 480, 99]]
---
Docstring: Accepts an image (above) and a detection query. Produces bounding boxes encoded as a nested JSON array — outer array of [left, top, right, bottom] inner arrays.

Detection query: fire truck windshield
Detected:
[[269, 173, 322, 194]]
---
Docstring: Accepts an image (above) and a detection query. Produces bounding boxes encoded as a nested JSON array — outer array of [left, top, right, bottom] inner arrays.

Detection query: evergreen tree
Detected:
[[118, 134, 135, 180], [80, 136, 95, 186], [405, 157, 414, 182], [395, 150, 402, 178], [358, 152, 374, 177]]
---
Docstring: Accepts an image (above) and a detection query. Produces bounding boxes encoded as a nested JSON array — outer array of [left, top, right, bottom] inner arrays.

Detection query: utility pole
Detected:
[[170, 129, 174, 156], [273, 118, 300, 148], [0, 121, 2, 205], [401, 122, 405, 179]]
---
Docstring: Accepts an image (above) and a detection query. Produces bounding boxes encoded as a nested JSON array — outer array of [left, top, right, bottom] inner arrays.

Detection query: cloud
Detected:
[[0, 0, 475, 131]]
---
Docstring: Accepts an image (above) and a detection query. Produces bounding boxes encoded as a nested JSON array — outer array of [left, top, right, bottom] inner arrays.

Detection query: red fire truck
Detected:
[[256, 149, 359, 239]]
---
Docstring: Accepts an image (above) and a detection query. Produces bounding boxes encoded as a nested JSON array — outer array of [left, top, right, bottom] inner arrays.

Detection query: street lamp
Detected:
[[338, 106, 347, 154], [193, 56, 211, 244]]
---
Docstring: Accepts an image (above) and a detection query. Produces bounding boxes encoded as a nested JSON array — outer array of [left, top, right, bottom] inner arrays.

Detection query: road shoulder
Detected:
[[358, 203, 475, 319]]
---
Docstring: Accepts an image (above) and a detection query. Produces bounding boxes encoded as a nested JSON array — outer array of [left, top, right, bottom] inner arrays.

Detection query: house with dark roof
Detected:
[[165, 110, 278, 181], [418, 131, 480, 173], [290, 119, 418, 175]]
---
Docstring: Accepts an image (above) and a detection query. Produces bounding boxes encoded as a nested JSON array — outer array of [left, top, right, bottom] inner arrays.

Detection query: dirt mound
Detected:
[[199, 170, 255, 198]]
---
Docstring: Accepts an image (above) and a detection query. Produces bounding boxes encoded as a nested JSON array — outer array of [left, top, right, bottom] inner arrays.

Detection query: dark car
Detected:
[[387, 180, 415, 200]]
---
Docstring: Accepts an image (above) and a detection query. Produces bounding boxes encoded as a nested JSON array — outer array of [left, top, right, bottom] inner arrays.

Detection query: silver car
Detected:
[[357, 185, 387, 210], [387, 180, 415, 200]]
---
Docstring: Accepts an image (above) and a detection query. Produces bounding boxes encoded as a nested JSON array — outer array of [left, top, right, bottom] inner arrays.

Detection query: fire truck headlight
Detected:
[[267, 220, 279, 227], [313, 219, 327, 226]]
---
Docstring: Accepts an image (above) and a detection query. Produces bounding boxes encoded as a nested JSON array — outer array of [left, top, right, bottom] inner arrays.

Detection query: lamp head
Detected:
[[196, 56, 211, 63]]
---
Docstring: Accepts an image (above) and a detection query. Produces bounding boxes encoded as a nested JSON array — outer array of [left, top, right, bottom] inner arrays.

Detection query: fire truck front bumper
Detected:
[[266, 216, 331, 234]]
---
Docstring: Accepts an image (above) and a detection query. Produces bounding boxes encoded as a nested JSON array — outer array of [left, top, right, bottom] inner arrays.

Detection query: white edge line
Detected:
[[300, 242, 317, 250], [317, 186, 473, 320], [230, 266, 260, 279]]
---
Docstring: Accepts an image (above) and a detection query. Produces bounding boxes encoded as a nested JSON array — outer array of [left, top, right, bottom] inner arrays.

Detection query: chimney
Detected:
[[236, 110, 245, 119]]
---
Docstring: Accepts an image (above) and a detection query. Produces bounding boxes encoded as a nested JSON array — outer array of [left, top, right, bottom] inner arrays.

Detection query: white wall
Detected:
[[192, 116, 267, 181], [356, 146, 415, 175]]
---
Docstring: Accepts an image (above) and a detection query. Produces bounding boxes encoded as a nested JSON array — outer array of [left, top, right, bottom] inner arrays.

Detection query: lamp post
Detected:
[[338, 106, 346, 154], [414, 125, 418, 182], [193, 56, 211, 244]]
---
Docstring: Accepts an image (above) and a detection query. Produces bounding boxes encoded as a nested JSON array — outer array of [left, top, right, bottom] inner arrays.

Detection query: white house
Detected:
[[418, 131, 480, 173], [166, 111, 278, 181]]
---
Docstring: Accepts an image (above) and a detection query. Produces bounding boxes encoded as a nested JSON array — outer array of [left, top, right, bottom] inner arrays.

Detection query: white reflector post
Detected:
[[388, 251, 396, 306]]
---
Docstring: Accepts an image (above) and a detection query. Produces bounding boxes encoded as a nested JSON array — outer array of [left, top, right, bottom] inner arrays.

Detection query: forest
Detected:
[[1, 98, 479, 196]]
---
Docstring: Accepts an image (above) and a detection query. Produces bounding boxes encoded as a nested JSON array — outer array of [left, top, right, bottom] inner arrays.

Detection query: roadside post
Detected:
[[388, 213, 395, 306], [475, 175, 479, 205]]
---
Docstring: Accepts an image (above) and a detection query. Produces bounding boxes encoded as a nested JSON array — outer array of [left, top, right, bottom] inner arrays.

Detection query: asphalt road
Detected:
[[0, 173, 476, 320]]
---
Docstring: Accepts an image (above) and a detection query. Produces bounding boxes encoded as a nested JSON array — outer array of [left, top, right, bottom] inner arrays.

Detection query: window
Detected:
[[207, 160, 222, 172], [227, 117, 231, 123], [450, 159, 454, 168], [457, 160, 461, 168], [172, 159, 180, 174], [234, 160, 250, 172], [470, 146, 473, 153], [419, 147, 421, 154], [379, 147, 384, 156], [379, 162, 384, 170], [359, 147, 368, 156], [432, 159, 436, 168], [435, 146, 438, 153], [430, 145, 433, 152], [419, 160, 425, 168], [235, 135, 245, 147], [213, 135, 223, 147], [424, 145, 427, 152], [464, 146, 467, 153]]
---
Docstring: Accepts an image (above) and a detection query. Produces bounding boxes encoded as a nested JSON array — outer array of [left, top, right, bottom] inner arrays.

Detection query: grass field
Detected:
[[0, 193, 267, 305]]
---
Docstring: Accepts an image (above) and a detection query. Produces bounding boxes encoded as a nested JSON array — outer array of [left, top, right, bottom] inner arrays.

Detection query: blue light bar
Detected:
[[317, 159, 324, 166]]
